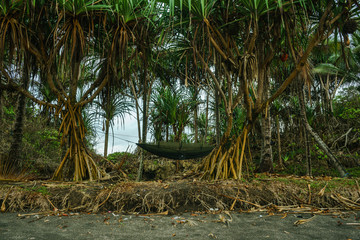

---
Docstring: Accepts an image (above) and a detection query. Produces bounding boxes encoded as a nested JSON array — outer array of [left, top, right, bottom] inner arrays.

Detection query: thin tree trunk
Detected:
[[104, 118, 110, 158], [130, 78, 142, 143], [0, 88, 3, 121], [166, 125, 169, 142], [298, 87, 311, 176], [305, 121, 346, 177], [304, 125, 311, 176], [137, 65, 149, 182], [276, 114, 283, 168], [299, 87, 346, 177], [204, 92, 209, 143], [194, 103, 198, 143], [215, 89, 221, 146]]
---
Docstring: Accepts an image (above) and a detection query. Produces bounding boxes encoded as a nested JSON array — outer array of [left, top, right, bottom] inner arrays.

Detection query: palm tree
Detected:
[[93, 85, 132, 157], [150, 85, 195, 143]]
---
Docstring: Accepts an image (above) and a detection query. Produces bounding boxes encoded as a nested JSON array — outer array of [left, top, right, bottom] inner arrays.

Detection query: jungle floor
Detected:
[[0, 174, 360, 239]]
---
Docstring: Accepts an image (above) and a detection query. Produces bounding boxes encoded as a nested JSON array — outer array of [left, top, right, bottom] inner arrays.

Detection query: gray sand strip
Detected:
[[1, 212, 359, 240]]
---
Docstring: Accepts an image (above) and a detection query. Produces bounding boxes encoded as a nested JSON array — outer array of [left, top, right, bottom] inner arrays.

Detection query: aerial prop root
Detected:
[[202, 125, 250, 180], [53, 101, 103, 181]]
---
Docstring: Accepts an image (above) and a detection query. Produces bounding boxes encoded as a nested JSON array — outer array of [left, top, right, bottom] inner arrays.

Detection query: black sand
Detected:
[[1, 211, 359, 240]]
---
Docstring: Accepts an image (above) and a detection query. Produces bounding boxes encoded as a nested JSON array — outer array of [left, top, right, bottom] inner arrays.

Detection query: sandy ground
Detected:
[[0, 211, 359, 240]]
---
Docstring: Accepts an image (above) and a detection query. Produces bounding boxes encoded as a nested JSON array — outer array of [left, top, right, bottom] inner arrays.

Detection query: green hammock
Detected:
[[136, 142, 215, 160]]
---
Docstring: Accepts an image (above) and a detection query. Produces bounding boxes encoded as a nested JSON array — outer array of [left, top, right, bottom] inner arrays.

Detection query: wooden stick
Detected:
[[1, 187, 13, 212], [44, 195, 58, 212], [230, 189, 240, 211], [17, 211, 54, 217], [98, 189, 113, 208], [221, 194, 261, 208]]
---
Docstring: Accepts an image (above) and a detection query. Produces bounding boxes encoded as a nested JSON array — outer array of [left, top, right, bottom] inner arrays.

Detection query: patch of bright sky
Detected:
[[94, 114, 140, 155]]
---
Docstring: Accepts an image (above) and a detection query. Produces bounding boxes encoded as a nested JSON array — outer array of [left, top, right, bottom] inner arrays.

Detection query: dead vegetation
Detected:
[[1, 178, 359, 215]]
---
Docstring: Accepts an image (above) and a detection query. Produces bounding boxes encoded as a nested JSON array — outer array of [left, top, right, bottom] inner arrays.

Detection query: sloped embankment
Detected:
[[1, 178, 359, 214]]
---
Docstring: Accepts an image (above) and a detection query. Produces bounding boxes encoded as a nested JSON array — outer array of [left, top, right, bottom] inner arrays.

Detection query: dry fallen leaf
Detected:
[[317, 183, 328, 197], [219, 215, 226, 223], [185, 220, 198, 226], [294, 216, 316, 225], [208, 233, 217, 239]]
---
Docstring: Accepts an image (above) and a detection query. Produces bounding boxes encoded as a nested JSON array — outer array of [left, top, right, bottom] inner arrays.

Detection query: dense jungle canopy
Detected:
[[0, 0, 359, 181]]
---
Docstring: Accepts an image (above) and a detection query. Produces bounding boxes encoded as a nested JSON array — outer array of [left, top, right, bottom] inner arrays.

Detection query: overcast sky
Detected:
[[94, 114, 140, 155]]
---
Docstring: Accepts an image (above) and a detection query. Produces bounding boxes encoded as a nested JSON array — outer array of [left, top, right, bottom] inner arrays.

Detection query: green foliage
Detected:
[[22, 186, 50, 195], [339, 106, 360, 120], [150, 85, 196, 142], [20, 120, 61, 177], [334, 87, 360, 120], [313, 144, 328, 161], [346, 166, 360, 177], [3, 105, 15, 118], [107, 151, 133, 163]]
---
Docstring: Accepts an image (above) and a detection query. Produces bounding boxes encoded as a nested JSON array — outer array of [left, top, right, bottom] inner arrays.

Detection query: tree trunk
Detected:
[[204, 92, 209, 143], [8, 54, 30, 171], [130, 78, 142, 143], [215, 89, 221, 146], [137, 65, 149, 182], [0, 88, 3, 122], [259, 64, 273, 172], [53, 46, 103, 181], [298, 87, 312, 176], [303, 125, 311, 176], [259, 107, 273, 172], [166, 125, 169, 142], [194, 102, 198, 143], [104, 118, 110, 158], [299, 87, 347, 177], [193, 86, 199, 143], [276, 114, 283, 168]]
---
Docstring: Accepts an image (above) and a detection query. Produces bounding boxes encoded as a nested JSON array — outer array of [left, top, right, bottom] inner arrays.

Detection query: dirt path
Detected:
[[1, 211, 359, 240]]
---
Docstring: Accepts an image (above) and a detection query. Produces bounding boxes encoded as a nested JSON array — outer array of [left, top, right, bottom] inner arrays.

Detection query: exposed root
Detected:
[[202, 125, 251, 180], [53, 101, 104, 181], [1, 180, 359, 214]]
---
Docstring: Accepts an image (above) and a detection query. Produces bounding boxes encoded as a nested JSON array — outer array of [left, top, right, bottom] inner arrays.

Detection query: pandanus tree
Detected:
[[2, 0, 159, 181], [46, 0, 112, 181], [163, 0, 354, 179], [50, 0, 154, 180], [2, 1, 129, 180]]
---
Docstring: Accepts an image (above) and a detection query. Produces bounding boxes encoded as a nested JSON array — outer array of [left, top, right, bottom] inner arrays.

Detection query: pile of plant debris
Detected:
[[1, 176, 359, 215]]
